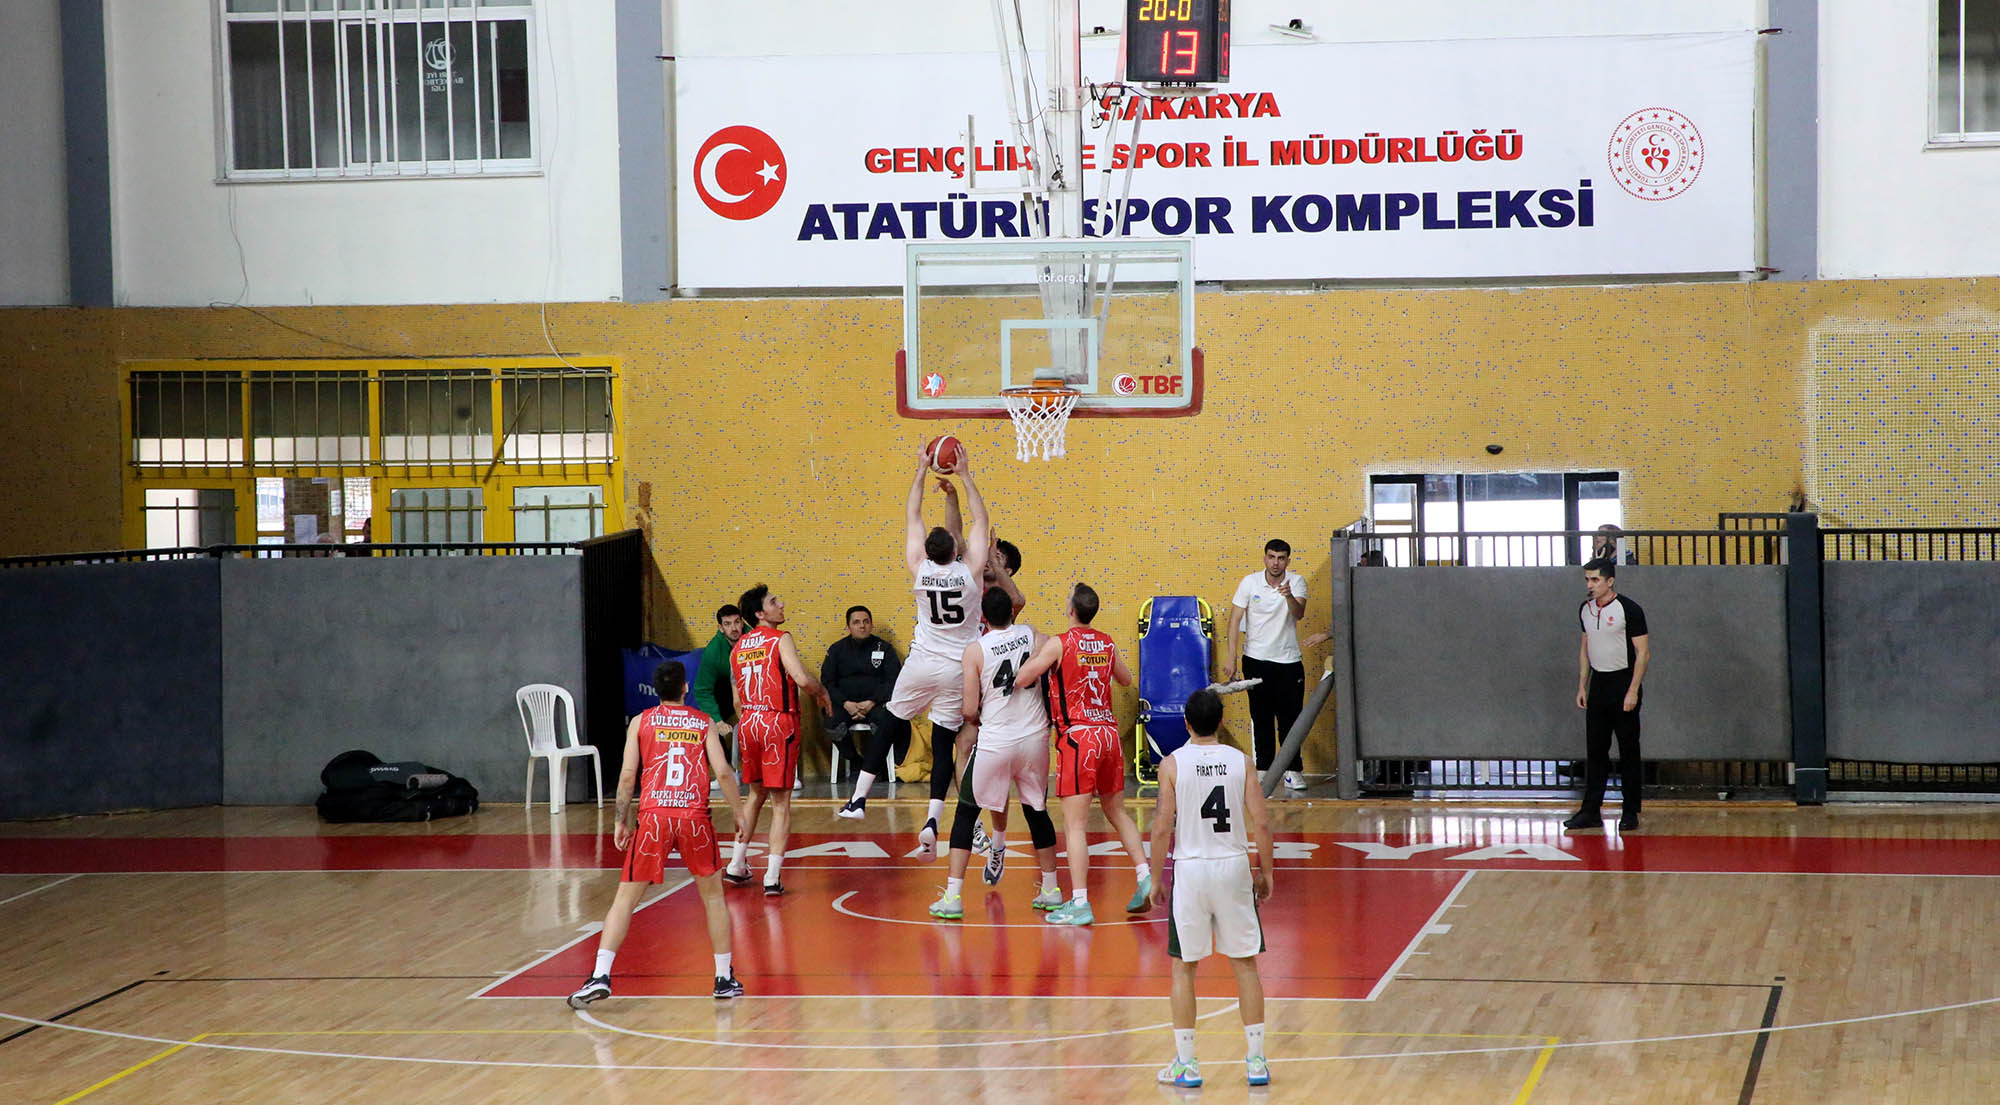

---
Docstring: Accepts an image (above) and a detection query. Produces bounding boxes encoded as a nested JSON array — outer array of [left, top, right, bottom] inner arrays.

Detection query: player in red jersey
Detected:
[[723, 583, 832, 896], [1013, 581, 1152, 926], [568, 662, 745, 1006]]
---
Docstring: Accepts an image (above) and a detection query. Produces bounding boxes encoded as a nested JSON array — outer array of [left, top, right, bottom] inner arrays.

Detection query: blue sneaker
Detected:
[[1246, 1054, 1270, 1086], [1126, 874, 1154, 913], [1045, 898, 1095, 926], [1157, 1057, 1202, 1087]]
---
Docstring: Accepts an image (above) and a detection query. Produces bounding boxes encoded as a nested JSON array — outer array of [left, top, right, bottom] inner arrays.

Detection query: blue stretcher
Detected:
[[1133, 596, 1215, 782]]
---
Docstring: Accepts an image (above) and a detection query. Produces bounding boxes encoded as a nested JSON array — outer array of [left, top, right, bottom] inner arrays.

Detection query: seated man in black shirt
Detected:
[[825, 606, 906, 819]]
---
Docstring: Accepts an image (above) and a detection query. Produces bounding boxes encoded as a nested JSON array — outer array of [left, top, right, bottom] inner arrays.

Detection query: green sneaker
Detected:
[[1045, 898, 1095, 926], [1157, 1057, 1202, 1087], [928, 889, 963, 920], [1030, 885, 1065, 911], [1246, 1054, 1270, 1086], [1126, 874, 1154, 913]]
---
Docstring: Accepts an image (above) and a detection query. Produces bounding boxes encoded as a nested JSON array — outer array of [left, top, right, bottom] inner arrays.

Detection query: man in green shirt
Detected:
[[692, 604, 745, 746]]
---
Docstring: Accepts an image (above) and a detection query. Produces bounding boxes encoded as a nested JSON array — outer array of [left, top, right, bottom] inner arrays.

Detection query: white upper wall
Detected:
[[673, 0, 1762, 56], [0, 0, 70, 306], [105, 0, 623, 307], [1820, 0, 2000, 278]]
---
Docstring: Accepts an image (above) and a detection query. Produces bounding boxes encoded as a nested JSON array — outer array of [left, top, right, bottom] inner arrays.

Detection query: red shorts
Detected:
[[623, 810, 720, 882], [1056, 725, 1124, 797], [738, 710, 801, 790]]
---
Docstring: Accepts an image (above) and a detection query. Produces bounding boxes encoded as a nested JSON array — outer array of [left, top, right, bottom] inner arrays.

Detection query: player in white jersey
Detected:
[[1147, 688, 1275, 1089], [882, 444, 991, 858], [928, 587, 1064, 919]]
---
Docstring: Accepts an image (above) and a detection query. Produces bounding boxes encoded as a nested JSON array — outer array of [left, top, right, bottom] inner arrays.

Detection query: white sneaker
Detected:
[[916, 819, 938, 862], [970, 820, 990, 854], [835, 797, 866, 820], [1283, 771, 1308, 791]]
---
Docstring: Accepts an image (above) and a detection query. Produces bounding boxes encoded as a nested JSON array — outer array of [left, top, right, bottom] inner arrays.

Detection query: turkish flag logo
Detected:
[[693, 126, 787, 220]]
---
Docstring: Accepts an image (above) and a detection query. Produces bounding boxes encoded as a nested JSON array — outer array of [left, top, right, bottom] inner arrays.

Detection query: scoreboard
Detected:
[[1125, 0, 1230, 85]]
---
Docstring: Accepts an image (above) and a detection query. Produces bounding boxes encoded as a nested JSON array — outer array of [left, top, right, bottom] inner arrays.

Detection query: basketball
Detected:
[[925, 434, 965, 473]]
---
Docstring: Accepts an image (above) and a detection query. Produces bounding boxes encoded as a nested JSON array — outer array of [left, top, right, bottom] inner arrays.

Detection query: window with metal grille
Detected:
[[390, 487, 485, 542], [144, 489, 238, 548], [132, 372, 245, 467], [251, 373, 371, 466], [381, 369, 493, 465], [513, 485, 603, 542], [501, 371, 613, 463], [219, 0, 535, 179], [1937, 0, 2000, 140]]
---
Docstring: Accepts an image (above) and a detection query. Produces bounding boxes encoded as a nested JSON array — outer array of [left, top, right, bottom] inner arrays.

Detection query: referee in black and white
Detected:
[[1564, 557, 1651, 833]]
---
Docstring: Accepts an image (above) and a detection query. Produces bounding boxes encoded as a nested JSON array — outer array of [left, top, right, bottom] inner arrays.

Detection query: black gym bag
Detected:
[[315, 749, 481, 822]]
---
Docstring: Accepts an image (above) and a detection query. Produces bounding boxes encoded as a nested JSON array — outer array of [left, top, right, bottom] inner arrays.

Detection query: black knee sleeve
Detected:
[[948, 801, 980, 851], [1023, 805, 1057, 850], [929, 726, 959, 800]]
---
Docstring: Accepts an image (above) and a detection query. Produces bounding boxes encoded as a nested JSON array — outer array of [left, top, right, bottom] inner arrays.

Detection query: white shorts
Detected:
[[967, 738, 1048, 813], [887, 649, 965, 729], [1168, 855, 1263, 962]]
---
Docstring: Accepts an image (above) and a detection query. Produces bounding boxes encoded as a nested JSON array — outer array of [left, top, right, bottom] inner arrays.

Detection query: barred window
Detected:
[[220, 0, 534, 179], [1937, 0, 2000, 139]]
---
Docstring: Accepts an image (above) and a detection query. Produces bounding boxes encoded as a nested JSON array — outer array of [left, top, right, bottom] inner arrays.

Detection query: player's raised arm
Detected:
[[1146, 753, 1179, 908], [955, 453, 991, 580], [614, 714, 645, 851], [776, 632, 833, 715], [1110, 640, 1134, 687], [904, 449, 931, 575], [1242, 747, 1275, 902], [1012, 633, 1065, 686], [939, 477, 964, 550], [704, 721, 742, 823]]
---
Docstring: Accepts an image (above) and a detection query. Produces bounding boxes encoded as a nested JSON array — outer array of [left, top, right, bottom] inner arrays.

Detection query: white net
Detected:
[[1001, 386, 1079, 462]]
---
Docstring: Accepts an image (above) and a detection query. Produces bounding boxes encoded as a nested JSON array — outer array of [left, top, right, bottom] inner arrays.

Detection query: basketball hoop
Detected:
[[1000, 379, 1080, 461]]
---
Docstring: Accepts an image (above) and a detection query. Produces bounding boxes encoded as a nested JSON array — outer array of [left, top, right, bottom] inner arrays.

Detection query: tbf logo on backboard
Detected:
[[694, 126, 788, 220], [1606, 109, 1703, 201]]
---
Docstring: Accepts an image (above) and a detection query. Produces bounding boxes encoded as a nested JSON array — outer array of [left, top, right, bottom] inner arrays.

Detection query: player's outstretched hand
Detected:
[[1252, 869, 1273, 903], [936, 477, 957, 498]]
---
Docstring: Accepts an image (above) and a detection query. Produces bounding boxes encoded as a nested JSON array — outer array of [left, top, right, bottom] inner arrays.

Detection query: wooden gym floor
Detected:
[[4, 796, 2000, 1104]]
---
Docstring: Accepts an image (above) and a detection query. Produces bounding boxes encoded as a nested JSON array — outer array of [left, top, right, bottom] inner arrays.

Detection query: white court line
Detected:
[[8, 991, 2000, 1072], [830, 890, 1164, 929], [1365, 871, 1474, 1002], [574, 1001, 1240, 1049], [0, 873, 80, 907], [467, 877, 694, 1000], [17, 864, 2000, 879]]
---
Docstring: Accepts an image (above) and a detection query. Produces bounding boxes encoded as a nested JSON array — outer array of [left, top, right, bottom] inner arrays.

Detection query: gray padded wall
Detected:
[[1825, 562, 2000, 762], [1352, 566, 1790, 759], [220, 556, 586, 804], [0, 560, 223, 818]]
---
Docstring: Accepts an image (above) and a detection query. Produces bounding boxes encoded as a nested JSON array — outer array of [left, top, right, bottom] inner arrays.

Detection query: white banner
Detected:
[[675, 33, 1756, 288]]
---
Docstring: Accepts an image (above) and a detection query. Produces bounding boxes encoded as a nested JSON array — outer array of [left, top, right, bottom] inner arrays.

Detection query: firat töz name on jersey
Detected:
[[1196, 761, 1230, 777]]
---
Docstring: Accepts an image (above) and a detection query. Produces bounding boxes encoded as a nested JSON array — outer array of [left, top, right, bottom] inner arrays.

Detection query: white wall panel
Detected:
[[0, 0, 70, 306], [106, 0, 622, 306]]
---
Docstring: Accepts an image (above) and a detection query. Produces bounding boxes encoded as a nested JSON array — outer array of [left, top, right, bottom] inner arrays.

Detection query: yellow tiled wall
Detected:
[[4, 277, 1998, 772]]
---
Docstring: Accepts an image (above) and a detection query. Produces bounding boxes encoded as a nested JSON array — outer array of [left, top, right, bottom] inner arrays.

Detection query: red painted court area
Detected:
[[485, 862, 1465, 1001]]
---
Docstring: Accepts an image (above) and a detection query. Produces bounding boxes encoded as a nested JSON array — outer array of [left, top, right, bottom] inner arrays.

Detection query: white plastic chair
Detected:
[[515, 683, 602, 813]]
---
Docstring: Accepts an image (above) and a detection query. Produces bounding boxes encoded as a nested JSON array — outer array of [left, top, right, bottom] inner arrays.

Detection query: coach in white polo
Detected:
[[1222, 538, 1309, 791]]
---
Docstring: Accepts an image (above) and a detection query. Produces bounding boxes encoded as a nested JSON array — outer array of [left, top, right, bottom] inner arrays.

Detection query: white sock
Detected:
[[1073, 889, 1090, 905], [988, 832, 1006, 853], [765, 855, 783, 884], [849, 771, 876, 803], [1174, 1028, 1196, 1063], [946, 876, 963, 898], [594, 949, 615, 978], [714, 953, 732, 979], [1245, 1023, 1264, 1058], [729, 838, 747, 869], [1041, 870, 1059, 893], [1136, 861, 1151, 882], [926, 798, 945, 826]]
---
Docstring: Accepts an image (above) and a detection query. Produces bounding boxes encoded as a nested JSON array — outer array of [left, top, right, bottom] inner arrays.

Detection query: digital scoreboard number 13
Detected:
[[1126, 0, 1230, 85]]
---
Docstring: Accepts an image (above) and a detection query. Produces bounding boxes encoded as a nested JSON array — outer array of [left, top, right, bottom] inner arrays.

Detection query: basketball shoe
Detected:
[[1246, 1055, 1270, 1086], [567, 976, 611, 1010], [982, 843, 1005, 885], [722, 863, 754, 887], [836, 797, 867, 820], [928, 887, 963, 919], [712, 974, 745, 999], [971, 820, 990, 854], [1030, 885, 1065, 911], [916, 819, 939, 862], [1126, 873, 1154, 913], [1157, 1058, 1202, 1087], [1045, 898, 1094, 926]]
